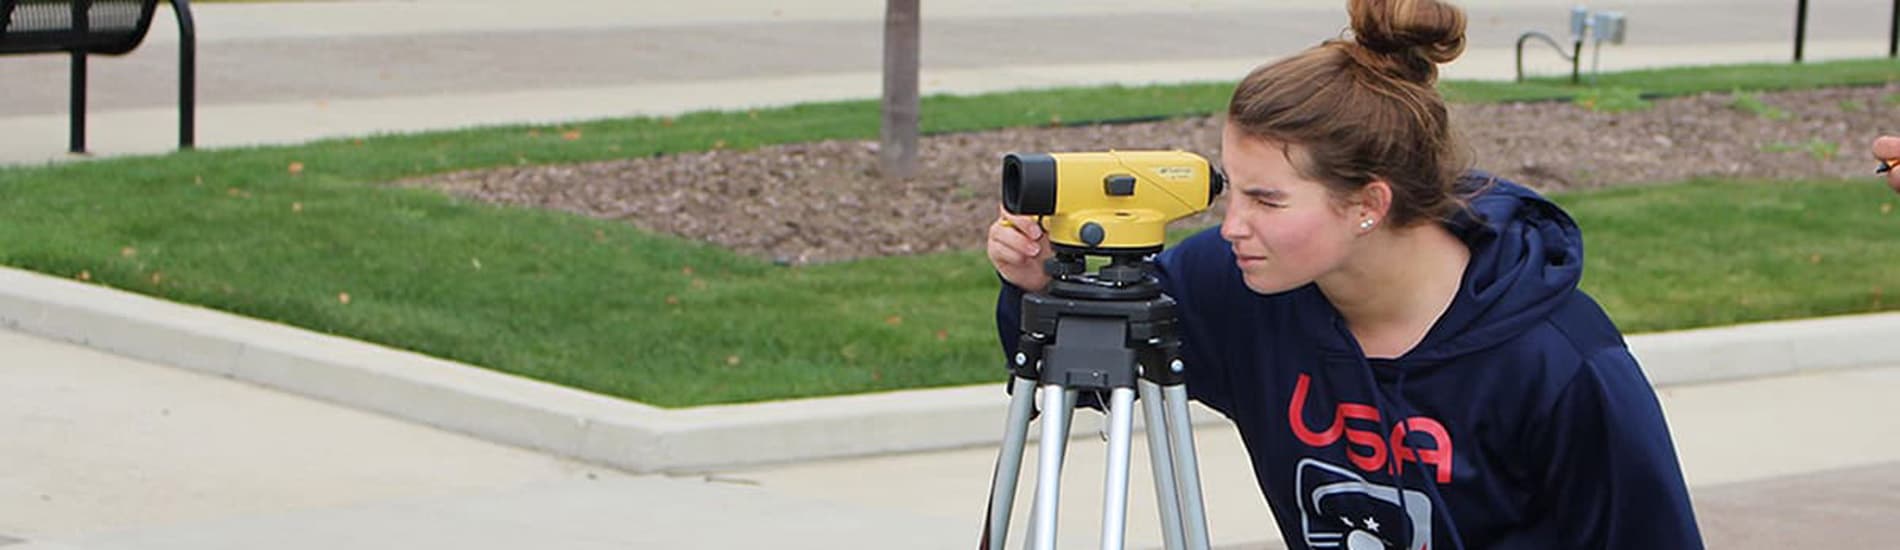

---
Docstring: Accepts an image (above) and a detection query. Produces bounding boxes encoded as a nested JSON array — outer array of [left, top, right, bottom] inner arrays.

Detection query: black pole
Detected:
[[1889, 0, 1898, 58], [1571, 39, 1583, 85], [1794, 0, 1809, 62], [69, 0, 91, 154], [174, 0, 195, 148]]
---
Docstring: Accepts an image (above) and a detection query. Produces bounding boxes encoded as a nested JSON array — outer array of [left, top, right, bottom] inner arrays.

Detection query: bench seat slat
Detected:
[[0, 0, 160, 55]]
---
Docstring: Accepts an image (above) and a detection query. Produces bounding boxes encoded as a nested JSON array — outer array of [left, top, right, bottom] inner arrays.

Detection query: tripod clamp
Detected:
[[1012, 278, 1185, 391]]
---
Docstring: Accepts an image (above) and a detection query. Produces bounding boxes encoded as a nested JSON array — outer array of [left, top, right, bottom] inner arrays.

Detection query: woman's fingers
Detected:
[[1873, 136, 1900, 161], [987, 206, 1054, 292], [992, 221, 1042, 258], [996, 205, 1045, 241], [1879, 137, 1900, 193]]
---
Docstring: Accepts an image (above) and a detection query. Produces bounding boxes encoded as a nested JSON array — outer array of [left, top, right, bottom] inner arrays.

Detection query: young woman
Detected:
[[987, 0, 1703, 547]]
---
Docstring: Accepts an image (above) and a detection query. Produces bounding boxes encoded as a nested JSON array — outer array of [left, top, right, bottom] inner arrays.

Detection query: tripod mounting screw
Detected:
[[1015, 352, 1028, 366], [1170, 359, 1184, 373]]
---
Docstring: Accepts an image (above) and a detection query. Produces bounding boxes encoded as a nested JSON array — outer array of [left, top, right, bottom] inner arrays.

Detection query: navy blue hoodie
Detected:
[[996, 176, 1702, 549]]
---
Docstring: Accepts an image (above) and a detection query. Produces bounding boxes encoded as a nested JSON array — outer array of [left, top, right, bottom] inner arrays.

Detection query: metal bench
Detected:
[[0, 0, 195, 154]]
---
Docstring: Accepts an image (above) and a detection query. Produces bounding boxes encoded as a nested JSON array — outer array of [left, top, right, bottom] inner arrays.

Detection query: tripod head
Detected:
[[1042, 244, 1163, 302]]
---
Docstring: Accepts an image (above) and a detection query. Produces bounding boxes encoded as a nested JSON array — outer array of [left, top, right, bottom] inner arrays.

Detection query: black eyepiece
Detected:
[[1208, 168, 1227, 205], [1002, 153, 1058, 215]]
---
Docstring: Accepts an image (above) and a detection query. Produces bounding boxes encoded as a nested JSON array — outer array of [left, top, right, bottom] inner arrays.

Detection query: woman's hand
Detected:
[[1874, 136, 1900, 193], [986, 205, 1054, 293]]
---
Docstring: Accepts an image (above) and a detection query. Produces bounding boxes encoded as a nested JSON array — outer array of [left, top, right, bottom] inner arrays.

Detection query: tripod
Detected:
[[983, 250, 1211, 550]]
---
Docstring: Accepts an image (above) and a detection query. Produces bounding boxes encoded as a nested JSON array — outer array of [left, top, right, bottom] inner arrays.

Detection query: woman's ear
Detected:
[[1357, 179, 1394, 223]]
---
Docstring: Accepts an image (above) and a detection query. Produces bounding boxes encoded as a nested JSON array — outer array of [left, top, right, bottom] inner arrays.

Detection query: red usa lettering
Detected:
[[1288, 373, 1454, 484]]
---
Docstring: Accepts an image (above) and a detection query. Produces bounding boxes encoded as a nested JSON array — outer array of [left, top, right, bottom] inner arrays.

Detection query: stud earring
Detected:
[[1360, 219, 1375, 230]]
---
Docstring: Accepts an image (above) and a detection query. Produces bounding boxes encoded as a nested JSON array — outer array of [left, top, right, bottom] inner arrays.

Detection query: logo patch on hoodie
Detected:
[[1297, 458, 1432, 549]]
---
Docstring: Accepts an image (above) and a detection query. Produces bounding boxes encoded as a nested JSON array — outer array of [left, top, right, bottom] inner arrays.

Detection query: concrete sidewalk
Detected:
[[0, 330, 969, 550], [6, 325, 1896, 549]]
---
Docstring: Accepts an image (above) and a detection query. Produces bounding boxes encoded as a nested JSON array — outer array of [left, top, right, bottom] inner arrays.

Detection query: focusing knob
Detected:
[[1079, 222, 1106, 247], [1100, 264, 1145, 285]]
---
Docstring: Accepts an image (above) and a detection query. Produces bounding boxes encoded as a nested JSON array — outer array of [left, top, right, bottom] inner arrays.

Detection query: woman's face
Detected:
[[1218, 124, 1367, 294]]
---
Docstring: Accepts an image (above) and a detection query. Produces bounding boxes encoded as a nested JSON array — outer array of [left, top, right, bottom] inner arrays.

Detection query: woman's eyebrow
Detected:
[[1240, 187, 1287, 200]]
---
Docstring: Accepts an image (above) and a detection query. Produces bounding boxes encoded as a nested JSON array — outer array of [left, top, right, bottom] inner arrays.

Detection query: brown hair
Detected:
[[1226, 0, 1471, 227]]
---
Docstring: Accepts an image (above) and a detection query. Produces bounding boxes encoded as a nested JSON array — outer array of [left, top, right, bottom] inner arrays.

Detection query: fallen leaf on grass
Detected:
[[288, 162, 304, 175], [338, 292, 352, 304], [885, 315, 904, 326], [76, 270, 91, 281], [562, 129, 583, 141]]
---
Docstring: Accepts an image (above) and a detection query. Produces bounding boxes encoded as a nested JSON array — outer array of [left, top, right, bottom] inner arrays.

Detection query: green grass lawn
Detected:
[[3, 58, 1898, 406], [1565, 179, 1900, 332]]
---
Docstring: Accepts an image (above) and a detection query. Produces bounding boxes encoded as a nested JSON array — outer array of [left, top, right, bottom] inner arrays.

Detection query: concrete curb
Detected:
[[4, 265, 1897, 473]]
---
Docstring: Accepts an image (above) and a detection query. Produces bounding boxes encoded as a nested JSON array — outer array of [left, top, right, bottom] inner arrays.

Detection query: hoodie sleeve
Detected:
[[994, 278, 1027, 370], [1151, 229, 1236, 416], [1527, 347, 1703, 549]]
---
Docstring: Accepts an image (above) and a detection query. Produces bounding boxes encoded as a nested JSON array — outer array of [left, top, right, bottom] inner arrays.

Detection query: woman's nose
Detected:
[[1219, 202, 1248, 242]]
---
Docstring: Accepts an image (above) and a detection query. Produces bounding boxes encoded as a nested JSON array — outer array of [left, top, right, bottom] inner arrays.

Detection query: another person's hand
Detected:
[[986, 205, 1053, 293], [1873, 136, 1900, 193]]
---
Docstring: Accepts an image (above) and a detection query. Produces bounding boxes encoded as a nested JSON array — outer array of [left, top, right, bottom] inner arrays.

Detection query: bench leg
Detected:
[[175, 0, 195, 149], [69, 0, 91, 154]]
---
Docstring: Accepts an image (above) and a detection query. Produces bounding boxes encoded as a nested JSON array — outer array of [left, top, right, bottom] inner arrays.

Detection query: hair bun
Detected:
[[1347, 0, 1467, 83]]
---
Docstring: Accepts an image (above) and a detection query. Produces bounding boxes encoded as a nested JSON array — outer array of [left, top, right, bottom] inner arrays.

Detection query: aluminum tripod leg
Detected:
[[1139, 380, 1187, 550], [986, 376, 1041, 550], [1100, 387, 1138, 550], [1029, 384, 1079, 550], [1163, 384, 1211, 550]]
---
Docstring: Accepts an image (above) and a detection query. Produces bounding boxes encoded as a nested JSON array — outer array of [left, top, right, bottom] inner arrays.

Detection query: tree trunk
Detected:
[[880, 0, 921, 179]]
